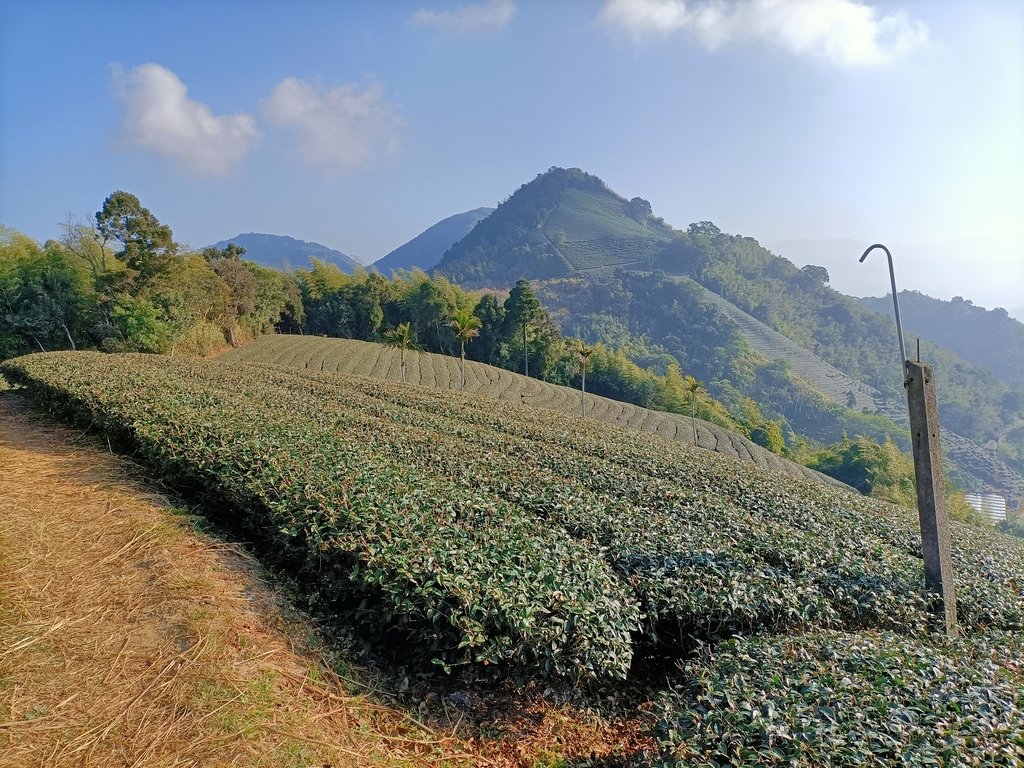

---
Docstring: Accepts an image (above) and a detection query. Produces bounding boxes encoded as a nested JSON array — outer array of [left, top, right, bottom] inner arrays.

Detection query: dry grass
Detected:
[[0, 393, 485, 768], [0, 391, 653, 767]]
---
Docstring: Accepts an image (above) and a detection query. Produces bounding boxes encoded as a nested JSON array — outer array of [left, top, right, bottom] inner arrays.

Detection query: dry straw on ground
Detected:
[[0, 392, 485, 768]]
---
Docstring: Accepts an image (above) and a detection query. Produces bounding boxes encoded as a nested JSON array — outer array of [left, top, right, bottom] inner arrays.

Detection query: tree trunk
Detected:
[[61, 323, 76, 350], [523, 324, 529, 377], [460, 342, 466, 391], [581, 367, 586, 417]]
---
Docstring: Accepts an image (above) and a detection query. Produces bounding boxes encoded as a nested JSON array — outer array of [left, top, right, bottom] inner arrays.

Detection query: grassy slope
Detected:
[[221, 335, 837, 487]]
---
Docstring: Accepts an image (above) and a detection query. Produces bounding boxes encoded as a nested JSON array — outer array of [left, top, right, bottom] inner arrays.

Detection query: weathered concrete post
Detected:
[[904, 360, 958, 636], [860, 244, 958, 637]]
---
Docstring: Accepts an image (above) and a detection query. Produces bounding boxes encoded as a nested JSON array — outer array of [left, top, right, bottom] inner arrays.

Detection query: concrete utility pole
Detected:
[[860, 244, 958, 637], [904, 359, 958, 635]]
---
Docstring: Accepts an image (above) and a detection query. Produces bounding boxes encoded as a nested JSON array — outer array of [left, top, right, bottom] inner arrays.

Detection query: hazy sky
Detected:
[[2, 0, 1021, 315]]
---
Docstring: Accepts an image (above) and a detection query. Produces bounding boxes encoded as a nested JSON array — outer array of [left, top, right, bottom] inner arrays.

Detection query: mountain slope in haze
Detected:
[[676, 279, 1024, 497], [212, 233, 362, 273], [771, 238, 1024, 323], [373, 208, 493, 276], [433, 167, 676, 287], [860, 291, 1024, 389]]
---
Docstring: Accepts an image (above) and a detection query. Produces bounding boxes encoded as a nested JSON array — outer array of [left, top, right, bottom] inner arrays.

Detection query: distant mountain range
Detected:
[[372, 208, 493, 276], [211, 233, 362, 273]]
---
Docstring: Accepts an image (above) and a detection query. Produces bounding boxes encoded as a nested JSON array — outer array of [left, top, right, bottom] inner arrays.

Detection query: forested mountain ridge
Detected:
[[860, 291, 1024, 388], [372, 207, 493, 276], [212, 232, 362, 273], [430, 167, 1023, 496], [434, 167, 676, 286]]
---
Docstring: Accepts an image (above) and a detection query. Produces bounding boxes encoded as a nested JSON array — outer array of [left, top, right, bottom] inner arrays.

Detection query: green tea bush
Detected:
[[2, 352, 638, 679], [655, 630, 1024, 767], [4, 348, 1023, 752]]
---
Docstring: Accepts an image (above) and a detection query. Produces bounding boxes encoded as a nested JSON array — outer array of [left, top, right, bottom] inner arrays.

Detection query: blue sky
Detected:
[[2, 0, 1021, 315]]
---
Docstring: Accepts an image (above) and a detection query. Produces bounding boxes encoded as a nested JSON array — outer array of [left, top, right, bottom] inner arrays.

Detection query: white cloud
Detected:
[[264, 78, 401, 172], [413, 0, 516, 33], [599, 0, 929, 67], [111, 63, 260, 176]]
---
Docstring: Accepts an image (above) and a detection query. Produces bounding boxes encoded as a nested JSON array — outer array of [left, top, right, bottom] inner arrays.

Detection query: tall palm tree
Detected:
[[574, 341, 595, 417], [383, 322, 415, 383], [685, 374, 703, 445], [449, 309, 482, 391]]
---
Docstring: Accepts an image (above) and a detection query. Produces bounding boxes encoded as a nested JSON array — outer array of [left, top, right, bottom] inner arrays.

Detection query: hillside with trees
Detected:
[[429, 167, 1023, 498], [1, 194, 299, 359], [860, 290, 1024, 388], [5, 181, 1020, 499]]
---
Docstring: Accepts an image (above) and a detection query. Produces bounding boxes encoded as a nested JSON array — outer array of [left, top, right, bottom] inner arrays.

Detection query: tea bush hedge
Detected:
[[655, 630, 1024, 767], [4, 350, 1024, 764], [2, 352, 638, 678]]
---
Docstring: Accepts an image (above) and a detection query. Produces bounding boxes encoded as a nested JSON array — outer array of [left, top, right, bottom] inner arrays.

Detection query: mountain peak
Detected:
[[372, 208, 494, 276], [211, 232, 361, 273], [433, 167, 675, 287]]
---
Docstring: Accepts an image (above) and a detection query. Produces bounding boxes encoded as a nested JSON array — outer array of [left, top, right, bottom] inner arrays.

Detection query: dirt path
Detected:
[[0, 393, 483, 768]]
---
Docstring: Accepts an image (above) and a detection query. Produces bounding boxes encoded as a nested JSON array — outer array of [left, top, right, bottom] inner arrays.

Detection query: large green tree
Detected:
[[95, 191, 176, 283], [470, 293, 506, 366], [0, 231, 93, 355], [504, 278, 540, 377]]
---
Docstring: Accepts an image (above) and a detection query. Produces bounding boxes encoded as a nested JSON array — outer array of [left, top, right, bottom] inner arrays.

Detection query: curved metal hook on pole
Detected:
[[859, 243, 908, 375]]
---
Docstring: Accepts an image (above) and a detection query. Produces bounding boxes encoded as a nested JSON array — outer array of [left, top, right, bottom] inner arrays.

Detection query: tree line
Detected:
[[1, 190, 772, 449], [1, 192, 298, 358]]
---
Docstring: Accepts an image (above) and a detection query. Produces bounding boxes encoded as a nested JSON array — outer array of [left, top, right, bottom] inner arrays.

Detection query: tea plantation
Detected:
[[4, 351, 1023, 766], [222, 334, 835, 486]]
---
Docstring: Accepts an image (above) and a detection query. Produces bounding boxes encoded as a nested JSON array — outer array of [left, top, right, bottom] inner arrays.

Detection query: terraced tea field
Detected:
[[5, 350, 1023, 767], [222, 335, 835, 486]]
